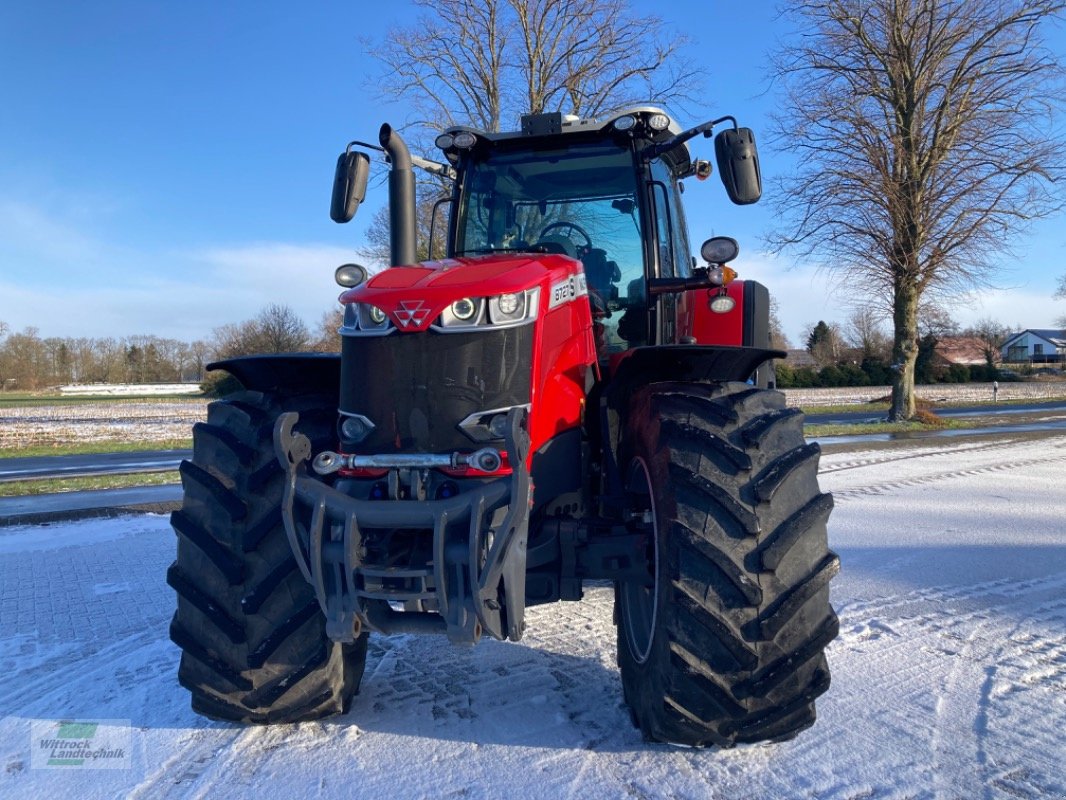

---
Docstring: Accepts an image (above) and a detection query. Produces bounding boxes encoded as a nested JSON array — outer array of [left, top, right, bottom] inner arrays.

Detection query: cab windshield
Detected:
[[455, 143, 648, 350]]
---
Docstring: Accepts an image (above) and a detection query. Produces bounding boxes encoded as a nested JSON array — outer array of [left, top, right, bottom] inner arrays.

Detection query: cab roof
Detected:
[[438, 106, 692, 174]]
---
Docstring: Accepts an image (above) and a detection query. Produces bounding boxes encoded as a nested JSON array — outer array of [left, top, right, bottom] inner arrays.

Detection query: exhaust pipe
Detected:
[[379, 123, 417, 266]]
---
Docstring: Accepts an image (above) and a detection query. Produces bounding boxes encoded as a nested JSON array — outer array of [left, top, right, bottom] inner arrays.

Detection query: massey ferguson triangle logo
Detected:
[[393, 300, 431, 328]]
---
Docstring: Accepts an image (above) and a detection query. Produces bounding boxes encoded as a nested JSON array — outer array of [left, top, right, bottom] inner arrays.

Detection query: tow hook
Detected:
[[312, 447, 503, 475]]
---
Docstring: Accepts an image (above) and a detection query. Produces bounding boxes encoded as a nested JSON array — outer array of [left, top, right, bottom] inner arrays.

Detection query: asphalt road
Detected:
[[0, 449, 190, 484]]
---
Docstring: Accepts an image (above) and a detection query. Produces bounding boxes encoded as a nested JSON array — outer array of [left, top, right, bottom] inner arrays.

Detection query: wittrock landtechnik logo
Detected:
[[30, 719, 132, 770]]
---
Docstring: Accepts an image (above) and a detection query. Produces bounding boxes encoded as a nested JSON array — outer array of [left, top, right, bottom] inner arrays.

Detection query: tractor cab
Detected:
[[332, 107, 764, 361], [449, 108, 764, 358]]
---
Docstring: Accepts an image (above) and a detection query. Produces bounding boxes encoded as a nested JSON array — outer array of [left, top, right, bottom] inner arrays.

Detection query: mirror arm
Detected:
[[643, 115, 737, 160], [411, 155, 457, 181], [346, 139, 385, 155], [647, 268, 724, 297]]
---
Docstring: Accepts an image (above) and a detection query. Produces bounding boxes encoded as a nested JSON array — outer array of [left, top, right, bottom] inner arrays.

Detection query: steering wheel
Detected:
[[539, 221, 592, 252]]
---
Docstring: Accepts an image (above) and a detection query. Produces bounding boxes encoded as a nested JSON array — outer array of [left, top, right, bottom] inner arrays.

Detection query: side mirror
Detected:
[[714, 128, 761, 205], [330, 151, 370, 223]]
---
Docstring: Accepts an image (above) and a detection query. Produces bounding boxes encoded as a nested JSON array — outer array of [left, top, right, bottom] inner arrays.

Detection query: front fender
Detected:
[[209, 353, 341, 397], [597, 344, 783, 510]]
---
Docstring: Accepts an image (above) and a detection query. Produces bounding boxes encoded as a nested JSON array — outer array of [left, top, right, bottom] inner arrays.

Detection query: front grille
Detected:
[[339, 326, 533, 453]]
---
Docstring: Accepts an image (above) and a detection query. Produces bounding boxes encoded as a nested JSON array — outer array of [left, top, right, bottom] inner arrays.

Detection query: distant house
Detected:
[[934, 336, 997, 367], [784, 349, 818, 368], [1001, 329, 1066, 364]]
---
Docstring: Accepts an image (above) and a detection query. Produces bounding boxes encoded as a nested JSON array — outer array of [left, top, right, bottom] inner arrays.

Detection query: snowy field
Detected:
[[784, 381, 1066, 407], [0, 400, 206, 449], [1, 434, 1064, 799]]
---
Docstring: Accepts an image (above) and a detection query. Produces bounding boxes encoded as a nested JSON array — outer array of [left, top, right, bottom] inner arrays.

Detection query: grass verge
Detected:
[[0, 472, 179, 497], [0, 393, 205, 408], [0, 440, 192, 459]]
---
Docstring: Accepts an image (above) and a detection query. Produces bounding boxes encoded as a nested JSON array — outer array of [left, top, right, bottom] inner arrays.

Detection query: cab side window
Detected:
[[649, 159, 693, 279]]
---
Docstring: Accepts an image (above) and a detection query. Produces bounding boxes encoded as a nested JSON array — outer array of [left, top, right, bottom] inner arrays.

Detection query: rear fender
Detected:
[[208, 353, 341, 398]]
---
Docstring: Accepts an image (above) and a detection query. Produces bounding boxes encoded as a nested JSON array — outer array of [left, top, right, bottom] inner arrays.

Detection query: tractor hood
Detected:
[[338, 252, 586, 334]]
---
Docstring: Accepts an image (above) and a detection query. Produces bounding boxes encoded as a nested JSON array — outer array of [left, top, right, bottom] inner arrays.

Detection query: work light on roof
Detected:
[[613, 115, 636, 131], [435, 133, 454, 149], [648, 113, 670, 131], [452, 131, 477, 149]]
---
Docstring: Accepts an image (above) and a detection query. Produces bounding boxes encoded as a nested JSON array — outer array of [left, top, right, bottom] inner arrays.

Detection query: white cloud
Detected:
[[0, 238, 358, 341], [736, 252, 859, 345]]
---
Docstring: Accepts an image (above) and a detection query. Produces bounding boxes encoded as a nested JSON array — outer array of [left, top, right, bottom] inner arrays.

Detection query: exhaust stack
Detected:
[[379, 123, 417, 266]]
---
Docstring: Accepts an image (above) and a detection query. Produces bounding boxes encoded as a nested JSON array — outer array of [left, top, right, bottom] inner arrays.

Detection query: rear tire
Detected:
[[168, 390, 366, 723], [616, 381, 838, 746]]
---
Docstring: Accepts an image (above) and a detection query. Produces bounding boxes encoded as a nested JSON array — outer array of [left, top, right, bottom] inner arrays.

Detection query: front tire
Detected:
[[168, 390, 367, 723], [616, 381, 839, 746]]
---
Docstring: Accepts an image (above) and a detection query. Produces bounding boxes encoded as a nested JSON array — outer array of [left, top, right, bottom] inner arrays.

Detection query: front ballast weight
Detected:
[[273, 408, 532, 647]]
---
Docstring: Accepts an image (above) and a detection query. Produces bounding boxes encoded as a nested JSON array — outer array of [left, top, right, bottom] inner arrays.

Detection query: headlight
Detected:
[[434, 289, 539, 332], [440, 297, 484, 327], [709, 293, 736, 314], [488, 292, 524, 323], [340, 302, 394, 335], [451, 298, 478, 320], [358, 304, 390, 330]]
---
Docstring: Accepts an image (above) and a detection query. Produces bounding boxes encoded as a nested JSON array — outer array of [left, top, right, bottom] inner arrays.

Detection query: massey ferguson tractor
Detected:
[[168, 106, 839, 746]]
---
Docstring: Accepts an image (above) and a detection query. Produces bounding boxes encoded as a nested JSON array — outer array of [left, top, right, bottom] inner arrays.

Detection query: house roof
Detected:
[[935, 336, 995, 366], [1002, 329, 1066, 349]]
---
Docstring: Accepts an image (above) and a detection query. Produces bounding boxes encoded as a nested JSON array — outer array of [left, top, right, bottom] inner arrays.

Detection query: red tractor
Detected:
[[168, 107, 839, 746]]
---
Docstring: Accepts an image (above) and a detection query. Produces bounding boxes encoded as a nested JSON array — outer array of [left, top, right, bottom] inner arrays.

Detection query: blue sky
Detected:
[[1, 1, 1064, 346]]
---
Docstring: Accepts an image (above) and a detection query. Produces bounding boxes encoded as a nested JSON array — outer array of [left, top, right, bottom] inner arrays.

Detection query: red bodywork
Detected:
[[677, 280, 747, 347], [338, 253, 597, 467]]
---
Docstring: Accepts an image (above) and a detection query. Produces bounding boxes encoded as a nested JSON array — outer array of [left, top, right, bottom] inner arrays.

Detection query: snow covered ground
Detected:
[[1, 434, 1064, 799], [0, 400, 206, 449]]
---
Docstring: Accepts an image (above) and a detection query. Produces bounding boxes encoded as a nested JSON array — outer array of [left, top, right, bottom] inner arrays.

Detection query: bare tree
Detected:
[[364, 0, 700, 266], [375, 0, 698, 135], [1056, 274, 1066, 327], [188, 340, 211, 382], [360, 187, 449, 267], [309, 307, 345, 353], [845, 306, 892, 359], [770, 0, 1065, 420], [769, 297, 792, 350], [212, 304, 311, 359]]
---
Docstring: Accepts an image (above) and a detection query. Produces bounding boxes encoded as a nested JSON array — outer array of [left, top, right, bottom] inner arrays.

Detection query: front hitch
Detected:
[[273, 408, 532, 646]]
